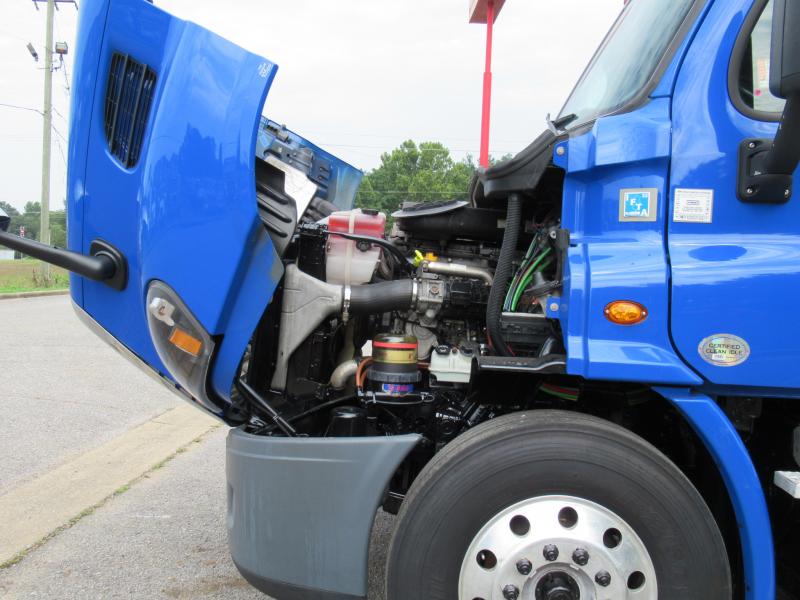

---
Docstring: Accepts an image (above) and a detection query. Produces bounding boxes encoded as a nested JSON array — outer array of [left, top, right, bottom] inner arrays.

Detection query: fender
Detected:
[[226, 429, 421, 599], [654, 387, 775, 600]]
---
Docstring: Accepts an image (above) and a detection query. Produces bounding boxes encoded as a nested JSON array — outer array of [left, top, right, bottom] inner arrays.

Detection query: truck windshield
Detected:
[[558, 0, 697, 129]]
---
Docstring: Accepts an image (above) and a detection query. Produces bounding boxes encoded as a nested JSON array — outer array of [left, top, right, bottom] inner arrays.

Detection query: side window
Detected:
[[737, 0, 786, 114]]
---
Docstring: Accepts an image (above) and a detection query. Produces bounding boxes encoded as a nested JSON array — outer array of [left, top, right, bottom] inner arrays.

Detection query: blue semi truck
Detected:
[[3, 0, 800, 598]]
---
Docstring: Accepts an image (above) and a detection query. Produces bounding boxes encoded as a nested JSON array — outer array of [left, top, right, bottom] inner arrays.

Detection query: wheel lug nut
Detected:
[[595, 570, 612, 587], [542, 544, 559, 561], [516, 558, 533, 575], [502, 583, 520, 599], [572, 548, 590, 566]]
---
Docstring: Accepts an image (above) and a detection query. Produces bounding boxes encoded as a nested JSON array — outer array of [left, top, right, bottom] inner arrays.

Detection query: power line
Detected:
[[51, 105, 68, 122], [61, 60, 71, 92], [50, 123, 67, 144], [53, 135, 67, 167], [0, 102, 43, 115]]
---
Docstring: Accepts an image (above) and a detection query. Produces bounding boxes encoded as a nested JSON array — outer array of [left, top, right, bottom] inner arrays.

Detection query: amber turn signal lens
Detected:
[[168, 327, 203, 356], [604, 301, 648, 325]]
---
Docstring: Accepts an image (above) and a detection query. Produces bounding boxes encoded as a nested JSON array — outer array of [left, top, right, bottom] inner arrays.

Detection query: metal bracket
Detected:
[[89, 239, 128, 291], [737, 139, 793, 204], [775, 471, 800, 498]]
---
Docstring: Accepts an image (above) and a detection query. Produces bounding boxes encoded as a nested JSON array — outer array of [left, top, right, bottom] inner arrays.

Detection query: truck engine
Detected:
[[235, 122, 571, 504]]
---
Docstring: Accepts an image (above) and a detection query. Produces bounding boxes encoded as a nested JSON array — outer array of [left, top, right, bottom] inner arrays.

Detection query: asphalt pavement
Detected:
[[0, 295, 395, 599], [0, 295, 177, 496], [0, 428, 395, 599]]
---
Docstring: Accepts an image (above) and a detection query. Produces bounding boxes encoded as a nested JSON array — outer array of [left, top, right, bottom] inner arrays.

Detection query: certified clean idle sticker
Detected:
[[698, 334, 750, 367]]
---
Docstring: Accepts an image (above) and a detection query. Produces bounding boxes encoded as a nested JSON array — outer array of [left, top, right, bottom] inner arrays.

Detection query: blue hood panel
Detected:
[[68, 0, 281, 412]]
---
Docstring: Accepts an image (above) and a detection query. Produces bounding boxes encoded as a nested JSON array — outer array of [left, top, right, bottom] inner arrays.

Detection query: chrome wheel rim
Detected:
[[458, 495, 657, 600]]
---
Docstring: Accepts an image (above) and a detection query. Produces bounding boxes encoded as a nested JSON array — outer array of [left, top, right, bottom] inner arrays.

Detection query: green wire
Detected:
[[540, 388, 579, 401], [506, 254, 539, 311], [520, 256, 554, 308], [510, 248, 552, 311], [504, 234, 541, 310]]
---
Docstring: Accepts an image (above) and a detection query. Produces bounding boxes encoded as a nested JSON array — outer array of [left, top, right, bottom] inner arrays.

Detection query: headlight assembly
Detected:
[[146, 280, 217, 412]]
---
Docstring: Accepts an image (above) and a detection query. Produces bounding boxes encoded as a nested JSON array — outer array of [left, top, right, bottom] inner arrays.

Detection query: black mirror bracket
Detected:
[[737, 138, 793, 203], [89, 239, 128, 291], [738, 94, 800, 204]]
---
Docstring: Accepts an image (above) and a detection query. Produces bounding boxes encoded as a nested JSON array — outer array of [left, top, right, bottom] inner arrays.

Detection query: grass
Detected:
[[0, 259, 69, 293]]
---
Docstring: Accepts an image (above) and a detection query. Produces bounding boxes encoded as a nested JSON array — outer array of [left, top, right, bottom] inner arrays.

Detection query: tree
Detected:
[[354, 142, 518, 216], [355, 141, 476, 215], [0, 201, 67, 251], [0, 201, 19, 217], [14, 202, 42, 240]]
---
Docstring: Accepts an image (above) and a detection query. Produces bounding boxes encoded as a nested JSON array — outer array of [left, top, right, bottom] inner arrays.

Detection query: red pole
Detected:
[[479, 0, 494, 168]]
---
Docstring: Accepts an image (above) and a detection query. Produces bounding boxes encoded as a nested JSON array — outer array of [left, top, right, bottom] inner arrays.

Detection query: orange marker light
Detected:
[[169, 327, 203, 356], [604, 301, 648, 325]]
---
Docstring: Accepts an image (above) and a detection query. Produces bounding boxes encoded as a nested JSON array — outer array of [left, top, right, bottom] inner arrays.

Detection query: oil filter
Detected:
[[368, 334, 420, 394]]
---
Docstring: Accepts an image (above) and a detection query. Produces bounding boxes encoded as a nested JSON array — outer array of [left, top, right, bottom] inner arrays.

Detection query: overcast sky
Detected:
[[0, 0, 621, 213]]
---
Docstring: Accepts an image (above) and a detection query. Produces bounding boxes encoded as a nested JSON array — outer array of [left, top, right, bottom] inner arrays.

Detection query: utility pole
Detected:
[[29, 0, 76, 282], [39, 0, 55, 282]]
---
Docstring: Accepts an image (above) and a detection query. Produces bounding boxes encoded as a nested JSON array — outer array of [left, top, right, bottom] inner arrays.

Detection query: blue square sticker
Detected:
[[619, 189, 658, 222]]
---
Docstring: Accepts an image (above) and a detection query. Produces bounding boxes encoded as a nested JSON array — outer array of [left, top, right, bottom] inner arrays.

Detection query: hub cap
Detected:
[[459, 495, 657, 600]]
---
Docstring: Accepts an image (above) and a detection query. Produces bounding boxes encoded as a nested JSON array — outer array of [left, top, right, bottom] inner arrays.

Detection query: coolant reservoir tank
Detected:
[[326, 209, 386, 285]]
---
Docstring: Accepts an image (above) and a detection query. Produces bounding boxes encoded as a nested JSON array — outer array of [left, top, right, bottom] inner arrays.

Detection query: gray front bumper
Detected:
[[226, 429, 420, 600]]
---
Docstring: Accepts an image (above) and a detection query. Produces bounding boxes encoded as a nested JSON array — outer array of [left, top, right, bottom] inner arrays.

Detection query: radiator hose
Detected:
[[486, 193, 521, 356], [349, 279, 414, 314]]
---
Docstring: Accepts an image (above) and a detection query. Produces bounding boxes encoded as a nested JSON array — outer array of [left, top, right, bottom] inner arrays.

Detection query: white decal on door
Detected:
[[674, 188, 714, 223]]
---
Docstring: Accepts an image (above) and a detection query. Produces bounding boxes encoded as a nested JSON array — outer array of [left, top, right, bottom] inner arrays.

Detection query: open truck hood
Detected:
[[67, 0, 361, 420]]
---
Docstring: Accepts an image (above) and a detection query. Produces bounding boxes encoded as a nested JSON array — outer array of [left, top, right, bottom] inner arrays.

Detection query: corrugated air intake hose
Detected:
[[486, 193, 521, 356]]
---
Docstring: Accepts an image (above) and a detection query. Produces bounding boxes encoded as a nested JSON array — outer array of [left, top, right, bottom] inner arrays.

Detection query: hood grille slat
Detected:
[[104, 52, 156, 168]]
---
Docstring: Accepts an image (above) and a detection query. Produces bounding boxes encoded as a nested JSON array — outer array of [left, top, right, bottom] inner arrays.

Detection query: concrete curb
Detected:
[[0, 404, 219, 567], [0, 289, 69, 300]]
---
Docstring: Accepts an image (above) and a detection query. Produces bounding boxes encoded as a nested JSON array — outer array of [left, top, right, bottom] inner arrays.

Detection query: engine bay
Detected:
[[233, 121, 573, 505]]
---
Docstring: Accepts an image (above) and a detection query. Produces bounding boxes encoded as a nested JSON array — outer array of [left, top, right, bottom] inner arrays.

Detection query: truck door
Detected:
[[668, 0, 800, 390], [68, 0, 281, 416]]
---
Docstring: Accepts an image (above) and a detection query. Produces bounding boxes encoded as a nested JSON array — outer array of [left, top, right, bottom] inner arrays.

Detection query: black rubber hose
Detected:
[[329, 232, 414, 275], [486, 194, 521, 356], [349, 279, 414, 314]]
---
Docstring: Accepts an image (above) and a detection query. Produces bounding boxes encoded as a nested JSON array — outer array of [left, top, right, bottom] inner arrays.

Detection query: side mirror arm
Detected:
[[738, 0, 800, 203], [762, 94, 800, 175], [0, 230, 128, 290], [737, 95, 800, 204]]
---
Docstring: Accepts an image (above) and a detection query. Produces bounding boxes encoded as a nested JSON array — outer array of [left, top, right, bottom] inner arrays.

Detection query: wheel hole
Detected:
[[509, 515, 530, 536], [476, 549, 497, 570], [627, 571, 646, 590], [603, 527, 622, 548], [558, 506, 578, 529]]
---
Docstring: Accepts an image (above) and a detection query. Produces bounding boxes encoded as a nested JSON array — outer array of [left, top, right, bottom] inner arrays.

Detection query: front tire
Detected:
[[386, 410, 731, 600]]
